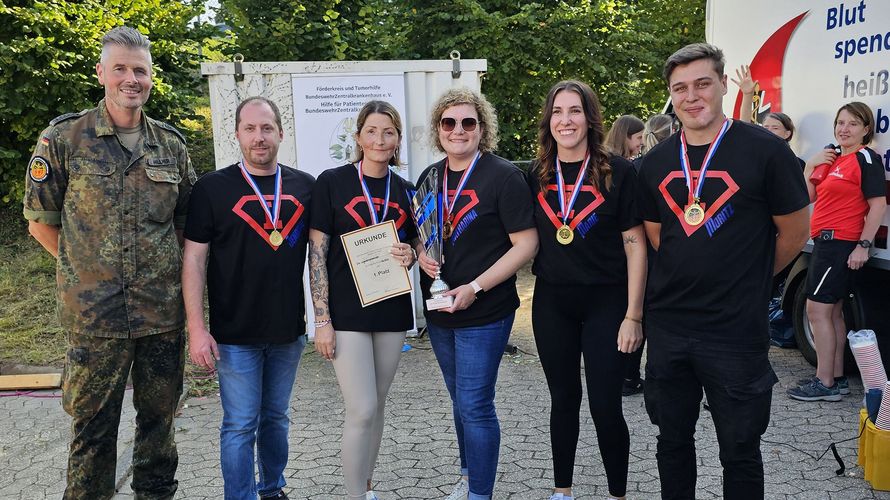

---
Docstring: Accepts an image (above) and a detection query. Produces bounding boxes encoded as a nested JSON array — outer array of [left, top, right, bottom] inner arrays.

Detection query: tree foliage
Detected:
[[1, 1, 705, 204], [397, 0, 705, 159], [217, 0, 351, 61], [222, 0, 705, 160], [0, 0, 211, 204]]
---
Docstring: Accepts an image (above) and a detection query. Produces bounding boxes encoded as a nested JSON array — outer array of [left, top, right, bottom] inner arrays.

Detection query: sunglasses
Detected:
[[440, 117, 479, 132]]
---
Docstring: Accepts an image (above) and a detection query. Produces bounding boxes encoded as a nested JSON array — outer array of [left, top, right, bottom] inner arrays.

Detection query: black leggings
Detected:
[[532, 279, 630, 495]]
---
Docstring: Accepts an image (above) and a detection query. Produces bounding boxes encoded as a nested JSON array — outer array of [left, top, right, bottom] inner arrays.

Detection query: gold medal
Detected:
[[443, 220, 453, 240], [269, 229, 284, 247], [556, 224, 574, 245], [684, 202, 705, 226]]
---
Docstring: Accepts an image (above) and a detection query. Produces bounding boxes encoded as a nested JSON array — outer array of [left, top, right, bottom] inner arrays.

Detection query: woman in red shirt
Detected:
[[788, 102, 887, 402]]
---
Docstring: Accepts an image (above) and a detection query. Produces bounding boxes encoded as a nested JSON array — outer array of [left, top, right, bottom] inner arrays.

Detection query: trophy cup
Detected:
[[410, 168, 454, 310]]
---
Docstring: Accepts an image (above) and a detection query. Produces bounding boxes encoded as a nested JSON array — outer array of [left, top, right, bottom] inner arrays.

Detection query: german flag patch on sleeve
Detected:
[[29, 156, 51, 183]]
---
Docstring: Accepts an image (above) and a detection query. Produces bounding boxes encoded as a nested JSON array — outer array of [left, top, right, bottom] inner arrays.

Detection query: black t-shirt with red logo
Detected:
[[310, 163, 417, 332], [637, 121, 809, 343], [416, 153, 535, 328], [184, 164, 314, 345], [529, 155, 640, 286]]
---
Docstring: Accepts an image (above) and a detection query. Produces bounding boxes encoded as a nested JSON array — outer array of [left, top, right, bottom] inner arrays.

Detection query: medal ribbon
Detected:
[[679, 118, 730, 203], [239, 160, 282, 229], [356, 160, 391, 226], [443, 151, 482, 222], [555, 153, 590, 226]]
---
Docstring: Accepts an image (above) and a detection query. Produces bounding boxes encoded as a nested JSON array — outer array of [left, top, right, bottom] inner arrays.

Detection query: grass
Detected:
[[0, 204, 220, 398], [0, 206, 66, 367]]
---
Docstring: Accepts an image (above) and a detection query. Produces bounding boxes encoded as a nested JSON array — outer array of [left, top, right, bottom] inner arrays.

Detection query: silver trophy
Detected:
[[410, 168, 453, 310]]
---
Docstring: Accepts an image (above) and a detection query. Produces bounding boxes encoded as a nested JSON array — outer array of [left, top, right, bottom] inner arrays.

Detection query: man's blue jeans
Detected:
[[217, 337, 306, 500], [428, 313, 514, 500]]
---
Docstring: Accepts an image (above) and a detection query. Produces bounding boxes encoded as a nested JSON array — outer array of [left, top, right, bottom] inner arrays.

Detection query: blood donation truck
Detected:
[[706, 0, 890, 365]]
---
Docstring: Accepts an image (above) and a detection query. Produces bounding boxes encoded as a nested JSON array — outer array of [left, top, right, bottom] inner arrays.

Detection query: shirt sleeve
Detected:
[[395, 176, 418, 242], [174, 145, 197, 230], [613, 158, 641, 231], [635, 156, 661, 223], [22, 126, 67, 225], [765, 140, 810, 216], [309, 170, 335, 234], [859, 148, 886, 199], [497, 166, 535, 233], [183, 179, 214, 243]]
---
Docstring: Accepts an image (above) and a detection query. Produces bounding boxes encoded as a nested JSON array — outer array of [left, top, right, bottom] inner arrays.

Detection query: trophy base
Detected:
[[426, 295, 454, 311]]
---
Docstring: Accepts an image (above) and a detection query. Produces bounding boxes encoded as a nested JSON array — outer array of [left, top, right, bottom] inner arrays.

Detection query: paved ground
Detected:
[[2, 269, 888, 499]]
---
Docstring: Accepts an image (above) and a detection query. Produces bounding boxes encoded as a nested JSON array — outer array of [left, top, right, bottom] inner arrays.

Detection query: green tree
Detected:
[[399, 0, 705, 160], [0, 0, 211, 204], [219, 0, 705, 161], [218, 0, 352, 61]]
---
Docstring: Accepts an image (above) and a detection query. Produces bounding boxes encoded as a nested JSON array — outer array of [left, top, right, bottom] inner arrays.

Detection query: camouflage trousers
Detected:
[[62, 329, 184, 500]]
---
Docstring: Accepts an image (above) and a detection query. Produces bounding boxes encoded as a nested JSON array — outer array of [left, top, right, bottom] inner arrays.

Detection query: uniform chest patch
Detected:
[[29, 156, 51, 183]]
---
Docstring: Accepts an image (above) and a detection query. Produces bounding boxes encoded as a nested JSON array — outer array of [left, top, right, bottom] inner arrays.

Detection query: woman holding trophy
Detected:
[[528, 80, 646, 500], [308, 100, 418, 500], [415, 87, 538, 500]]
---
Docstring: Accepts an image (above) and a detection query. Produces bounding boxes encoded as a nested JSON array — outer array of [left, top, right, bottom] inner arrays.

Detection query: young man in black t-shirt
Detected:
[[636, 44, 810, 500], [182, 97, 313, 500]]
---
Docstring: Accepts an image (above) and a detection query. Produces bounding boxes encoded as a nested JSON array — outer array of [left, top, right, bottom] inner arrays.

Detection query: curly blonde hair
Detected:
[[429, 87, 499, 154]]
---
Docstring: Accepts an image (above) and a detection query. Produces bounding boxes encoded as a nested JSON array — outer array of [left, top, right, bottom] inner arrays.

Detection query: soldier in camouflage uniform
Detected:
[[22, 26, 196, 500]]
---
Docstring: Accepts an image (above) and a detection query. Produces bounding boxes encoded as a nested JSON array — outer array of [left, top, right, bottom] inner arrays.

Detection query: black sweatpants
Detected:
[[532, 279, 629, 496]]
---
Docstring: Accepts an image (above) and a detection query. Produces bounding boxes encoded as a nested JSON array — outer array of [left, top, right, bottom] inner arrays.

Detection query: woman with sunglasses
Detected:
[[529, 80, 645, 500], [309, 100, 418, 499], [415, 87, 538, 500]]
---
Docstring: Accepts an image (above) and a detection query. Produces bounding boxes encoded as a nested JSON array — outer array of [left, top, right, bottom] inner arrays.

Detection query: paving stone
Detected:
[[4, 270, 890, 498]]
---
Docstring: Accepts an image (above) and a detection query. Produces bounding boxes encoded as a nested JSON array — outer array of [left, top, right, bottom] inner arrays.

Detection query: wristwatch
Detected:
[[858, 239, 873, 249], [470, 280, 484, 297]]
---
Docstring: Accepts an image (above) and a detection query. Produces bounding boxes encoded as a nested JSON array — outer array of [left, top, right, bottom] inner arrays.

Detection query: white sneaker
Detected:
[[366, 491, 379, 500], [444, 478, 469, 500], [549, 494, 573, 500]]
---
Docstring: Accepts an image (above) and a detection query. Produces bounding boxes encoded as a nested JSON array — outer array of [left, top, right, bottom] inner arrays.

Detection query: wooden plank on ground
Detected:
[[0, 373, 62, 390]]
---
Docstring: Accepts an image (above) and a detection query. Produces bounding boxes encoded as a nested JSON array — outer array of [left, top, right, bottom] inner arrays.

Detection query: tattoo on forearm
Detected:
[[623, 235, 638, 245], [309, 234, 331, 318]]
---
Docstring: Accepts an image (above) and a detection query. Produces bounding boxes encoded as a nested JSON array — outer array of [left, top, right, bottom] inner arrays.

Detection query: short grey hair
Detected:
[[100, 26, 151, 62], [663, 43, 725, 83]]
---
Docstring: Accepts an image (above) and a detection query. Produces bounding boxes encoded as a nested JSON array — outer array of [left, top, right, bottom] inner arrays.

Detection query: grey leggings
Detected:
[[331, 330, 406, 498]]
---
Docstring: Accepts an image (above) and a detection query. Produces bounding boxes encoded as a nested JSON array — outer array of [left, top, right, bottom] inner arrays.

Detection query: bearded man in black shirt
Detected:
[[182, 97, 314, 500]]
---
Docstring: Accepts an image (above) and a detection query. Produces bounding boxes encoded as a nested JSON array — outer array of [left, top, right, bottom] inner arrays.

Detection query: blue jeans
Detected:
[[217, 337, 306, 500], [428, 314, 514, 500]]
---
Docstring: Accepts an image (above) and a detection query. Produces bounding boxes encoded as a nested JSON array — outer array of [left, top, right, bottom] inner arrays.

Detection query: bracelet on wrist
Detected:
[[624, 316, 642, 324]]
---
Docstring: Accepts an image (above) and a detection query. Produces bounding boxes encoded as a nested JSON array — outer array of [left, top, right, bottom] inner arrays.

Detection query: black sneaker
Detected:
[[622, 378, 644, 396], [788, 378, 842, 402], [261, 492, 289, 500], [796, 375, 850, 395]]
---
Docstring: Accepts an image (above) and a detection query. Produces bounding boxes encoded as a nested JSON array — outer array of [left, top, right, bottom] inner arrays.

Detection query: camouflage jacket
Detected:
[[23, 100, 197, 338]]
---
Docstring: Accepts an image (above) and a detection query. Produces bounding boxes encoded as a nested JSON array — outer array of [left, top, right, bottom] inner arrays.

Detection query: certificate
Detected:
[[340, 220, 412, 307]]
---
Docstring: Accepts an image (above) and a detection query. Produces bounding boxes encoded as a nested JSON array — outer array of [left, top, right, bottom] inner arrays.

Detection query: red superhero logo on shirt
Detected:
[[345, 196, 410, 229], [537, 184, 605, 234], [445, 188, 479, 235], [232, 195, 306, 249], [658, 171, 739, 236]]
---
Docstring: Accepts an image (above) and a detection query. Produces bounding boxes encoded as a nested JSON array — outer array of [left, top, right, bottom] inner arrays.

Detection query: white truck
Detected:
[[707, 0, 890, 364]]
